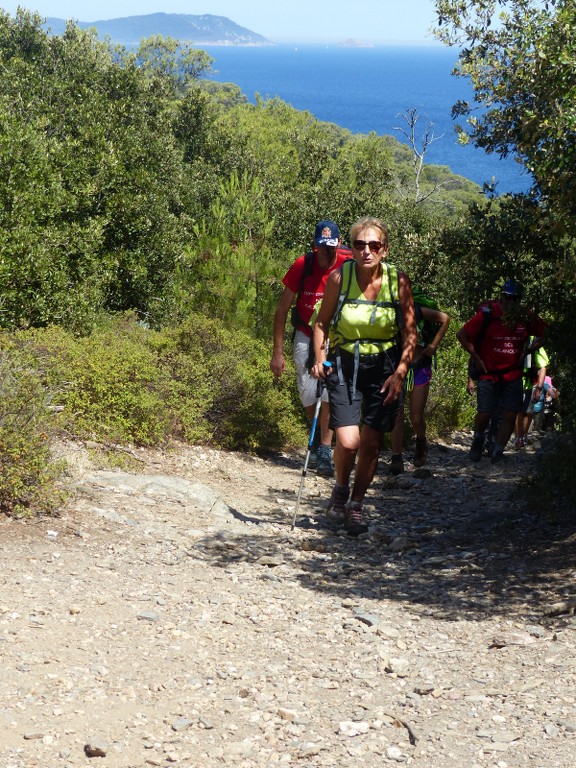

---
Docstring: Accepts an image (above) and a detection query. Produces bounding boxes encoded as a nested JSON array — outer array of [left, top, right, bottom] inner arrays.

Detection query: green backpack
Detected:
[[411, 283, 441, 348]]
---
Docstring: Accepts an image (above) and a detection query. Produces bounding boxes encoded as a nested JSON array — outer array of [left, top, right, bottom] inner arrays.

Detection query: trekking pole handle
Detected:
[[316, 361, 333, 396]]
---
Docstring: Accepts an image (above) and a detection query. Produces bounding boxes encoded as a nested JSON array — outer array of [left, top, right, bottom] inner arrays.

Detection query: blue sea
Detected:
[[200, 44, 531, 195]]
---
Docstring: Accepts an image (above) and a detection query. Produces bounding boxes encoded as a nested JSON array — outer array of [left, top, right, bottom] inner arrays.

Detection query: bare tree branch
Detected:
[[394, 108, 447, 203]]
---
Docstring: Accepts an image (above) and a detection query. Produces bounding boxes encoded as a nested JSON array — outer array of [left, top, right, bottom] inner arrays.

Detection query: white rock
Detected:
[[338, 720, 370, 736]]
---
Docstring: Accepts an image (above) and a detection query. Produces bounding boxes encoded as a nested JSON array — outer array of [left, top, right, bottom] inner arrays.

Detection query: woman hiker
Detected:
[[311, 216, 416, 536]]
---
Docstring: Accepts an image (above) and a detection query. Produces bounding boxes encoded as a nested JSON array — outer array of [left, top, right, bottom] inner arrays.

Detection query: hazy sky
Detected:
[[0, 1, 442, 44]]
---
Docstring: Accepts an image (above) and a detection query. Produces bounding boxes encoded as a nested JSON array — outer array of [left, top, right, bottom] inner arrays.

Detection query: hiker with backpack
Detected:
[[466, 299, 501, 456], [389, 289, 450, 473], [514, 339, 550, 448], [270, 220, 351, 476], [456, 279, 546, 463], [310, 216, 417, 536]]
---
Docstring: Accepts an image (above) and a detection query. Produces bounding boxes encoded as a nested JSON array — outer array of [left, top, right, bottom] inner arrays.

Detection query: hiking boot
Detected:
[[308, 425, 321, 468], [389, 453, 404, 475], [469, 433, 484, 462], [345, 500, 369, 537], [326, 483, 349, 525], [316, 445, 334, 477], [491, 449, 505, 464], [413, 438, 428, 468]]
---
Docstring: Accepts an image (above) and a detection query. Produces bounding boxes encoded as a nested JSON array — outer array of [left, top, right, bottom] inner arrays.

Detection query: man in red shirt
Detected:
[[270, 220, 350, 476], [457, 280, 546, 463]]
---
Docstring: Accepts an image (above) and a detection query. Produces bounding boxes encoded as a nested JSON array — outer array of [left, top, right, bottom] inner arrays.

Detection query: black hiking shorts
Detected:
[[477, 378, 523, 414], [326, 347, 402, 432]]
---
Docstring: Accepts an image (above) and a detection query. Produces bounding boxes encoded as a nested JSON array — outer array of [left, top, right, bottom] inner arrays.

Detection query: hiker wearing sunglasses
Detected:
[[456, 279, 546, 464], [311, 216, 416, 536]]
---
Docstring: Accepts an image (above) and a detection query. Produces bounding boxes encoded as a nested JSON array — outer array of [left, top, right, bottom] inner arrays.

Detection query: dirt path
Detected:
[[1, 434, 575, 767]]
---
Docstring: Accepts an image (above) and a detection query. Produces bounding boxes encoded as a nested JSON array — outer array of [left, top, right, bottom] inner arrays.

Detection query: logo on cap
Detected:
[[314, 219, 340, 246]]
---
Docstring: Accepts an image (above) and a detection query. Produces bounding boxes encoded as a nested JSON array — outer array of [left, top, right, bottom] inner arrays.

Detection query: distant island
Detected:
[[336, 38, 374, 48], [43, 12, 271, 46]]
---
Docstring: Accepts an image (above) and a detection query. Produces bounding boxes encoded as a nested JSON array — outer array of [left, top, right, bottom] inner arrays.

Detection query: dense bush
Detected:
[[0, 341, 65, 516], [422, 324, 477, 436], [2, 315, 306, 453]]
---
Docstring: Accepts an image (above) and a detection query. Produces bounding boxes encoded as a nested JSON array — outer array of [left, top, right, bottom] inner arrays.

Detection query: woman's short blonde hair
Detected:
[[349, 216, 389, 249]]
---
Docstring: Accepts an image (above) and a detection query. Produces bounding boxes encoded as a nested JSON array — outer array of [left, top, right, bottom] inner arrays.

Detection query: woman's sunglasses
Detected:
[[352, 240, 383, 253]]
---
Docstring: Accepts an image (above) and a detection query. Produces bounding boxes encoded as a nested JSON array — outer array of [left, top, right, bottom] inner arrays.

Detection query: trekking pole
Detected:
[[291, 361, 332, 531]]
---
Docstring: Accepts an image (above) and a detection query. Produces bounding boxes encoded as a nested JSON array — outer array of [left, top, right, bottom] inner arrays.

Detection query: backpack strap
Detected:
[[290, 251, 316, 339], [475, 305, 493, 350], [299, 251, 315, 294], [331, 260, 401, 329], [331, 260, 354, 388], [387, 263, 404, 332], [331, 259, 354, 329], [468, 305, 493, 380]]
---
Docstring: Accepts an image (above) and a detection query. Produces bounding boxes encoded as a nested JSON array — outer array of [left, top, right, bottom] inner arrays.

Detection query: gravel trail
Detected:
[[1, 433, 574, 767]]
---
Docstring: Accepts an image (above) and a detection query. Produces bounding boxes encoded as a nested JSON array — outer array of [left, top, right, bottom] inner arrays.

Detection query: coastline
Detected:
[[200, 44, 531, 194]]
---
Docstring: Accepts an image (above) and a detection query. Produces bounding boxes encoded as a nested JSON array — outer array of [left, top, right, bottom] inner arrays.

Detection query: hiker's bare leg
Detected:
[[350, 425, 383, 502], [495, 409, 516, 447], [474, 412, 493, 433], [409, 384, 429, 441], [391, 400, 405, 454], [333, 425, 360, 486], [304, 404, 316, 419]]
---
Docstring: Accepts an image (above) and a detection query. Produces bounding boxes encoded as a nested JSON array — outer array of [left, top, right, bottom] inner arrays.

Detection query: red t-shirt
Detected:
[[464, 301, 546, 382], [282, 246, 351, 337]]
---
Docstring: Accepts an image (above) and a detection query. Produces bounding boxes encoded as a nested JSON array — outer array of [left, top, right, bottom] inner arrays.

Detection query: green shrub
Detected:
[[418, 325, 476, 437], [4, 313, 306, 452], [0, 341, 66, 516], [161, 314, 306, 450]]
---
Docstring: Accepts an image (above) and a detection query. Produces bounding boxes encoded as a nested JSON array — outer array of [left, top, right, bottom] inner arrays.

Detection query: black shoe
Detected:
[[413, 438, 428, 468], [469, 434, 484, 462], [390, 453, 404, 475], [491, 450, 504, 464]]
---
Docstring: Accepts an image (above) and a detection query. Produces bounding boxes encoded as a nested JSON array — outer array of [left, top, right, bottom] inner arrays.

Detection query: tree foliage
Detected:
[[434, 0, 576, 224], [0, 10, 210, 330], [0, 8, 482, 335], [434, 0, 576, 422]]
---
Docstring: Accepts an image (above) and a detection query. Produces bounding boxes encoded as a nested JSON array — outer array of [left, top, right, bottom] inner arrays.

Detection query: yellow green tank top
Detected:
[[329, 260, 400, 355], [522, 337, 549, 388]]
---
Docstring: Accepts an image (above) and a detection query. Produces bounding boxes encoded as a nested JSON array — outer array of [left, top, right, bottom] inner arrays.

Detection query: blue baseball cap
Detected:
[[502, 279, 522, 297], [314, 220, 340, 247]]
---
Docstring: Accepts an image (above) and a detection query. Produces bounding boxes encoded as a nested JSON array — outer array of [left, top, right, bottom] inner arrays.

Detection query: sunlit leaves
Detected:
[[433, 0, 576, 227], [0, 10, 201, 330]]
